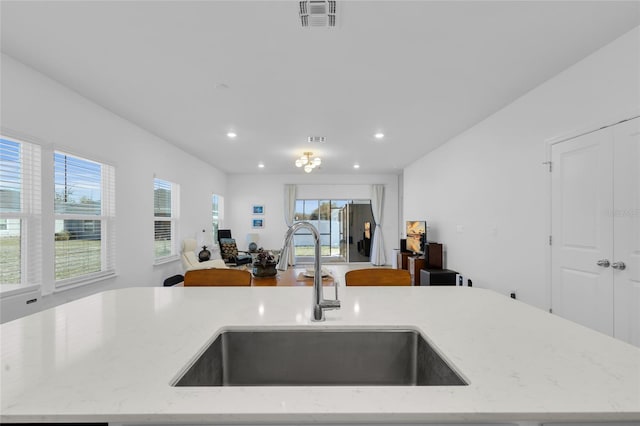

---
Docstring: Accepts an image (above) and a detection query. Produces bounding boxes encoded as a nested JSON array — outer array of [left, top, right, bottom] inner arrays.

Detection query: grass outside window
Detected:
[[0, 236, 20, 283]]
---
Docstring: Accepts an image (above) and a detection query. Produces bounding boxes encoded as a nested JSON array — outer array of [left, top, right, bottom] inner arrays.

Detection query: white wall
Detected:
[[404, 27, 640, 309], [1, 54, 227, 322], [226, 174, 400, 263]]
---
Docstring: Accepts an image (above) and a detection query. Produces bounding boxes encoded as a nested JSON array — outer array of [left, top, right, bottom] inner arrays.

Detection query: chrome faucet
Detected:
[[276, 221, 340, 321]]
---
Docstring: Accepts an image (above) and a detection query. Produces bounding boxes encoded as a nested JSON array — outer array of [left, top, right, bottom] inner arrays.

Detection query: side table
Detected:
[[407, 256, 426, 285]]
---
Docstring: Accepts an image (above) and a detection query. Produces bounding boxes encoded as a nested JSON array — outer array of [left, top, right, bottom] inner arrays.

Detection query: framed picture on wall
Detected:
[[252, 218, 264, 228], [252, 205, 264, 215]]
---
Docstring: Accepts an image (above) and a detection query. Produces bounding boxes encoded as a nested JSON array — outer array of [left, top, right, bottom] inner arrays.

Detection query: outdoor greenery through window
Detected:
[[54, 151, 115, 284], [293, 199, 374, 263], [1, 137, 41, 288], [154, 178, 179, 260], [294, 199, 347, 258]]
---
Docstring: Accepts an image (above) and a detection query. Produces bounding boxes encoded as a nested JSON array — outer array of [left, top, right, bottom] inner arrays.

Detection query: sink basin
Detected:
[[173, 329, 467, 386]]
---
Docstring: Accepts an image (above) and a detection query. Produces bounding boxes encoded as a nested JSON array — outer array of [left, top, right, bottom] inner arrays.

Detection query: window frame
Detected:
[[53, 150, 116, 290], [0, 136, 41, 295], [153, 177, 180, 264], [293, 199, 347, 258]]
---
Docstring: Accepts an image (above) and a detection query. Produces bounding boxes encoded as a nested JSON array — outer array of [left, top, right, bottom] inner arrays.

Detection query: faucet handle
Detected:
[[320, 276, 340, 310], [322, 299, 341, 310]]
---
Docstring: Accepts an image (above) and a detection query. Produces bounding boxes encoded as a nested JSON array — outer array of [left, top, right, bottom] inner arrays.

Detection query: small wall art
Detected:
[[252, 218, 264, 229], [252, 205, 264, 215]]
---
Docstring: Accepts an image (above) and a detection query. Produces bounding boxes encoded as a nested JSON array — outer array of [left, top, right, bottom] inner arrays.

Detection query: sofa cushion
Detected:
[[185, 251, 199, 266], [185, 258, 228, 271]]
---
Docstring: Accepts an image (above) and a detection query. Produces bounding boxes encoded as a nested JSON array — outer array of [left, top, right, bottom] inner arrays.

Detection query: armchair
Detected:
[[181, 239, 228, 271], [217, 229, 252, 266]]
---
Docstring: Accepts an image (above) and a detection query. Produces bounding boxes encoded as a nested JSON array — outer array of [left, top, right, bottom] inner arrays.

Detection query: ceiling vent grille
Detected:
[[299, 1, 337, 28], [308, 136, 326, 143]]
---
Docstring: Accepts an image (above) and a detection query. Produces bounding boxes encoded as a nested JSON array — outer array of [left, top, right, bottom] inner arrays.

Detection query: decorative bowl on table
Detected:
[[303, 268, 329, 278], [252, 263, 277, 277], [252, 248, 278, 277]]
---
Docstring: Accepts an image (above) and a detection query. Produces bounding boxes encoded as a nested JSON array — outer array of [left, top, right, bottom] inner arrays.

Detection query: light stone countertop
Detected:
[[1, 286, 639, 424]]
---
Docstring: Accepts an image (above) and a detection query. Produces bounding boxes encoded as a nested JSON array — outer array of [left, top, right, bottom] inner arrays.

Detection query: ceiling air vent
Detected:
[[308, 136, 326, 143], [299, 1, 337, 28]]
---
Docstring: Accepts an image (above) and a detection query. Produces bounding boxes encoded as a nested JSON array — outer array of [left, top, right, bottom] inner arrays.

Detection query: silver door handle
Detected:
[[612, 261, 626, 270], [596, 259, 610, 268]]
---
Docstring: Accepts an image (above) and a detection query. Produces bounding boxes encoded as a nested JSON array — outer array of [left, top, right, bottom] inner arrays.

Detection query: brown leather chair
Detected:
[[184, 268, 252, 286], [344, 268, 411, 286]]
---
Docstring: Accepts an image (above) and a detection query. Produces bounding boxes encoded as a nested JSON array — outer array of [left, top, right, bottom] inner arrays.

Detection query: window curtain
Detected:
[[370, 184, 386, 266], [284, 184, 297, 265]]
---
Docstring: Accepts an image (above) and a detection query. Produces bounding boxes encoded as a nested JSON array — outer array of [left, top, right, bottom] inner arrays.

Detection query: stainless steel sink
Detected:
[[173, 329, 467, 386]]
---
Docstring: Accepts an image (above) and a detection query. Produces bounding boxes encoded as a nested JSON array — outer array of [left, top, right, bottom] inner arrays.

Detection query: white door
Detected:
[[613, 118, 640, 346], [551, 127, 614, 336]]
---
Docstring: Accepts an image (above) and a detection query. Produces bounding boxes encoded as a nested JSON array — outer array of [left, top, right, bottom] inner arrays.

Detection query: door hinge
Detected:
[[549, 235, 552, 245], [542, 161, 552, 172]]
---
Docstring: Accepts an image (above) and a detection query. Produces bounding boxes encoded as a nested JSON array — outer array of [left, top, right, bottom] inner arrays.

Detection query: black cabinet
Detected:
[[419, 268, 458, 286]]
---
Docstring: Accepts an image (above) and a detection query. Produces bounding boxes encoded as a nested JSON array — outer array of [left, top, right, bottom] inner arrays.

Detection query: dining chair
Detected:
[[183, 268, 252, 286], [344, 268, 411, 286]]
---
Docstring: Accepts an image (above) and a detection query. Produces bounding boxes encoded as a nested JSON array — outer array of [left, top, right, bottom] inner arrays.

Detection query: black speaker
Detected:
[[400, 239, 407, 252], [427, 243, 443, 269], [420, 269, 457, 286]]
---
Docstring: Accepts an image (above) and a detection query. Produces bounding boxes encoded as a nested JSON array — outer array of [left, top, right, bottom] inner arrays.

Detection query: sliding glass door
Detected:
[[346, 201, 375, 263], [293, 199, 372, 263]]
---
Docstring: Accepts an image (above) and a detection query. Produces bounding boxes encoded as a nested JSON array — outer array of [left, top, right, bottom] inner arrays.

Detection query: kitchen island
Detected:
[[1, 286, 638, 425]]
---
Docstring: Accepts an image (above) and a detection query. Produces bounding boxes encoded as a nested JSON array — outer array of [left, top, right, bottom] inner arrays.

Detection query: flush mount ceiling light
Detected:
[[299, 0, 337, 28], [295, 151, 322, 173]]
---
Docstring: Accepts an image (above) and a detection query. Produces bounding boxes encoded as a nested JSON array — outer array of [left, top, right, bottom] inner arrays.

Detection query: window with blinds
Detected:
[[154, 178, 179, 261], [0, 137, 41, 290], [54, 151, 115, 286]]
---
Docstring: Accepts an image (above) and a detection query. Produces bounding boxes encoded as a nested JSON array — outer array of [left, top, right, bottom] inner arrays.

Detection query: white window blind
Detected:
[[0, 137, 41, 291], [54, 151, 115, 287], [154, 178, 179, 262]]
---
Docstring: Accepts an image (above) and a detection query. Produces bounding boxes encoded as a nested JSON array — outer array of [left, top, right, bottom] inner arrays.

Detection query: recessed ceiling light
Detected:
[[258, 163, 265, 168], [353, 164, 360, 169], [374, 133, 384, 139], [227, 132, 237, 138]]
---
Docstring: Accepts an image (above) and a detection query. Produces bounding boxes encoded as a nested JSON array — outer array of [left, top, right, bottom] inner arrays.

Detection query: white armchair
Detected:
[[181, 239, 228, 271]]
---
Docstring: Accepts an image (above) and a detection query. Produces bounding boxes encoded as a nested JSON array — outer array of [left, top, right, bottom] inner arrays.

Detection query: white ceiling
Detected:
[[1, 1, 639, 175]]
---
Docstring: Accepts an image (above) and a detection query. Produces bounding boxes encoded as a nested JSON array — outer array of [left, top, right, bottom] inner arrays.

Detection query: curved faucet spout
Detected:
[[277, 221, 340, 321]]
